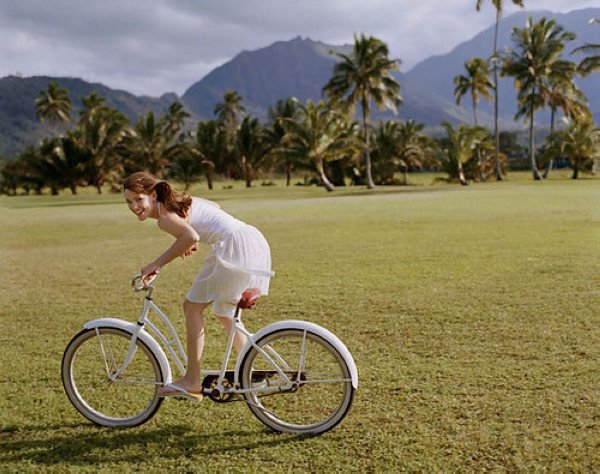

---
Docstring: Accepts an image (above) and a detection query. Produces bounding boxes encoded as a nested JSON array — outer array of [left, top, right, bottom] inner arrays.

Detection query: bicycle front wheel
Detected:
[[240, 328, 354, 435], [61, 327, 164, 427]]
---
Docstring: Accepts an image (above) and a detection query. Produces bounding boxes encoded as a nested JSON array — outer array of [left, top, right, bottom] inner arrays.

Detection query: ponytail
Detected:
[[154, 181, 192, 218], [123, 171, 192, 218]]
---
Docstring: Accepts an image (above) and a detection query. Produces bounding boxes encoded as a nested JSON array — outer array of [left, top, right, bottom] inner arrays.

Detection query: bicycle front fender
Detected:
[[83, 318, 172, 385], [236, 320, 358, 389]]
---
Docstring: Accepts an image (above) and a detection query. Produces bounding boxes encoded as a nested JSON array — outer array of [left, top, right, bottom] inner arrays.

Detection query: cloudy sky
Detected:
[[1, 1, 597, 97]]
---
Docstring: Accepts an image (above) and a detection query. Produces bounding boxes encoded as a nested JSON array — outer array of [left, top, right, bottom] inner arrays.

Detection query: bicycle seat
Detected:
[[238, 288, 261, 309]]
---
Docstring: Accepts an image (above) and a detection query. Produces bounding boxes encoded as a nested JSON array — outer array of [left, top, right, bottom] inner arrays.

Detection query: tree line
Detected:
[[0, 5, 598, 195]]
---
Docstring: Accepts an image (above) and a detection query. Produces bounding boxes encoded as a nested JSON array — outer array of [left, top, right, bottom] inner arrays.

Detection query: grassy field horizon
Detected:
[[1, 173, 598, 471]]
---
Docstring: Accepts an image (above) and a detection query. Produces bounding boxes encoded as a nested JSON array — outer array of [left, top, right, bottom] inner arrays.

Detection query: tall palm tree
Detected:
[[454, 57, 495, 180], [35, 81, 72, 131], [454, 58, 494, 127], [214, 90, 245, 129], [476, 0, 525, 181], [502, 17, 576, 180], [323, 33, 401, 189], [282, 100, 360, 192]]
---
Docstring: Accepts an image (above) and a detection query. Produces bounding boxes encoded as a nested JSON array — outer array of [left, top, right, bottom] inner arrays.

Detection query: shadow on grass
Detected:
[[0, 422, 321, 467]]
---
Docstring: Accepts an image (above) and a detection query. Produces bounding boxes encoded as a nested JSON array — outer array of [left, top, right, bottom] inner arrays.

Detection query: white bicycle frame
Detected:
[[83, 276, 359, 397]]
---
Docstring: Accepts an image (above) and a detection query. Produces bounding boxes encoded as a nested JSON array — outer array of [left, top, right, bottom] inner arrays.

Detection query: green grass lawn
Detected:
[[1, 173, 598, 471]]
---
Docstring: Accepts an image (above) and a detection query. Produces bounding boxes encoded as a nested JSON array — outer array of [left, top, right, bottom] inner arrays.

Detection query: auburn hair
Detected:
[[123, 172, 192, 218]]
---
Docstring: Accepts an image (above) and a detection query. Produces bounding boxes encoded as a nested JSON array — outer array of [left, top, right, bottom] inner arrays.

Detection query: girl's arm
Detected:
[[140, 212, 199, 280]]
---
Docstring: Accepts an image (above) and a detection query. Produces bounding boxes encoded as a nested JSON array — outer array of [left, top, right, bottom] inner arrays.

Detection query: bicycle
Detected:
[[61, 273, 358, 435]]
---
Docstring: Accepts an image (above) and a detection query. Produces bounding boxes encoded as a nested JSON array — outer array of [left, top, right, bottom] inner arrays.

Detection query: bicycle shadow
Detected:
[[0, 422, 323, 467]]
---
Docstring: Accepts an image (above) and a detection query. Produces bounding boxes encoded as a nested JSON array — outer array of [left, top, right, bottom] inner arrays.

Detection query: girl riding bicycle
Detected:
[[123, 171, 273, 399]]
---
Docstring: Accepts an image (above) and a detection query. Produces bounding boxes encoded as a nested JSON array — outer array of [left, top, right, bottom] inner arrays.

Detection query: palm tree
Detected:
[[282, 100, 360, 192], [35, 136, 87, 194], [547, 118, 599, 179], [194, 120, 230, 187], [215, 90, 245, 129], [163, 101, 190, 138], [502, 17, 576, 180], [323, 33, 401, 189], [476, 0, 525, 181], [397, 120, 437, 185], [370, 121, 402, 185], [236, 117, 270, 188], [121, 111, 174, 176], [167, 142, 214, 190], [454, 58, 494, 127], [441, 122, 490, 185], [572, 18, 600, 76], [371, 120, 435, 186], [266, 98, 300, 186], [76, 95, 129, 192], [454, 57, 495, 180], [541, 65, 589, 177], [35, 81, 72, 132]]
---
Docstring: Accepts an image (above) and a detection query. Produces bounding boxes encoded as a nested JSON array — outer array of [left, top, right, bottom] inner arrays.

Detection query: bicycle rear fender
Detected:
[[83, 318, 172, 385], [236, 320, 358, 389]]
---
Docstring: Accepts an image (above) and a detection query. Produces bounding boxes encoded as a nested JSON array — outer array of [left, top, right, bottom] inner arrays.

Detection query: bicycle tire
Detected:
[[61, 327, 164, 427], [239, 328, 354, 435]]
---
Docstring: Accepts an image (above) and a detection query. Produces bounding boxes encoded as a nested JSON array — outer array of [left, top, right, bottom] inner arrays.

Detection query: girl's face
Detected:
[[124, 189, 157, 221]]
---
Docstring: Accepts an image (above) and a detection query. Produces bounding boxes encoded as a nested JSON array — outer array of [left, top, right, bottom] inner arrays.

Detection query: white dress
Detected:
[[184, 198, 273, 316]]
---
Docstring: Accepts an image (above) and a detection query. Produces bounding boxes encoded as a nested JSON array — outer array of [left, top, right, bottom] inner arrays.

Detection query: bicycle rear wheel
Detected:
[[240, 328, 354, 435], [61, 327, 164, 427]]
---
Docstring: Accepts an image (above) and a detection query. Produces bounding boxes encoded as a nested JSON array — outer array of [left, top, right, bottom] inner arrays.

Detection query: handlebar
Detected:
[[131, 271, 158, 292]]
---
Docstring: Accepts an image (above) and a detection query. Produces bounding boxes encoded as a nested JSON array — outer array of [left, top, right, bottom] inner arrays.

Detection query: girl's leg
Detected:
[[158, 299, 210, 395], [217, 315, 248, 354]]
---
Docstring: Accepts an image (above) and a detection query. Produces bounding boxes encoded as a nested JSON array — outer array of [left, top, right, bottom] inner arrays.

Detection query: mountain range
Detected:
[[0, 7, 597, 158]]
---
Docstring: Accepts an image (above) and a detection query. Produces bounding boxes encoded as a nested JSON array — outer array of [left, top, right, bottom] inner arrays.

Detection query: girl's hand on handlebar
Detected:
[[140, 263, 161, 285]]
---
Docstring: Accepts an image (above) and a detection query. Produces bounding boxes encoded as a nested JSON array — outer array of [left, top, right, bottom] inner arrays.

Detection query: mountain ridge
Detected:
[[0, 7, 597, 158]]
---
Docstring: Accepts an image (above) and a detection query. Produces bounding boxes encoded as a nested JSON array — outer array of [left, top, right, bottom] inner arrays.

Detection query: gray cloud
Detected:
[[0, 0, 597, 96]]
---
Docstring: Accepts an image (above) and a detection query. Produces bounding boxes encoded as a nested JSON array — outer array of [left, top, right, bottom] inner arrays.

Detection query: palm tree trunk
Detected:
[[529, 96, 542, 180], [458, 161, 469, 186], [472, 96, 479, 127], [572, 158, 580, 179], [316, 158, 335, 192], [286, 160, 292, 186], [543, 108, 556, 178], [472, 101, 484, 181], [493, 9, 503, 181], [205, 172, 213, 190], [245, 162, 252, 188], [362, 100, 375, 189]]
